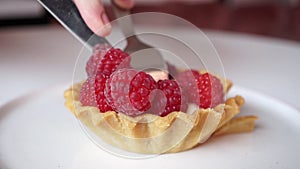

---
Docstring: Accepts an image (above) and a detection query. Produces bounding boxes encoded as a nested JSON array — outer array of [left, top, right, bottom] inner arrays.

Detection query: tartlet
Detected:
[[64, 74, 257, 154]]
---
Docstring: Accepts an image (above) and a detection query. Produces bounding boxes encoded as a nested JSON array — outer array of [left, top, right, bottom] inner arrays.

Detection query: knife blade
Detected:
[[38, 0, 109, 49]]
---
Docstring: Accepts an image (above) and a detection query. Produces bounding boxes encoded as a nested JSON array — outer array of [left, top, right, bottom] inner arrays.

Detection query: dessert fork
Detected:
[[110, 1, 167, 72]]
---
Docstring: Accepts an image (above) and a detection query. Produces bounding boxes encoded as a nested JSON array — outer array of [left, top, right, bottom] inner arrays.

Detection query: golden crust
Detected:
[[213, 115, 258, 136], [64, 79, 256, 154]]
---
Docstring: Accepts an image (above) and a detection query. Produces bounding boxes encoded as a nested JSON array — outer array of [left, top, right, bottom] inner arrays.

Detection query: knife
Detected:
[[38, 0, 168, 75], [37, 0, 109, 49]]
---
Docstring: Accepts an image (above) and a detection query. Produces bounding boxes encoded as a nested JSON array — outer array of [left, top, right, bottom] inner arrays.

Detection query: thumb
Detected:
[[74, 0, 112, 37]]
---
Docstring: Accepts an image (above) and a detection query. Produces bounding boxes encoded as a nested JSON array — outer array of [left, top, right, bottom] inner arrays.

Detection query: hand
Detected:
[[74, 0, 134, 37]]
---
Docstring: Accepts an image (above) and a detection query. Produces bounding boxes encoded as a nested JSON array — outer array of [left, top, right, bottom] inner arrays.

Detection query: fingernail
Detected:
[[99, 12, 112, 36], [115, 0, 134, 9], [101, 12, 110, 25]]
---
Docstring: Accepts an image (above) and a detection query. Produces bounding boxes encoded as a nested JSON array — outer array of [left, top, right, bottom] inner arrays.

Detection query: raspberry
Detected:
[[86, 44, 111, 76], [80, 80, 97, 107], [176, 70, 200, 102], [176, 69, 201, 90], [176, 70, 224, 108], [80, 73, 113, 112], [86, 45, 131, 77], [129, 71, 157, 112], [194, 73, 224, 108], [151, 80, 187, 117], [105, 69, 157, 116]]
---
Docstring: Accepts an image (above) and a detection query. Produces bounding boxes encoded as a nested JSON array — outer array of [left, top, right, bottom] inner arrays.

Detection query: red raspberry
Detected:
[[129, 71, 157, 112], [176, 69, 201, 90], [194, 73, 224, 108], [80, 73, 113, 112], [176, 70, 200, 102], [105, 69, 157, 116], [151, 80, 187, 117], [86, 44, 111, 76], [86, 44, 131, 77], [80, 80, 97, 107]]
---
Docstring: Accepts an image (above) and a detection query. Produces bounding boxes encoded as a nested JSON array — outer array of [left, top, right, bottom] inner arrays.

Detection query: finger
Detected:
[[114, 0, 134, 9], [73, 0, 112, 36]]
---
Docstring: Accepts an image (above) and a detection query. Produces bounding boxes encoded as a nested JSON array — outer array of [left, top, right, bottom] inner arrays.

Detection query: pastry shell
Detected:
[[64, 76, 256, 154]]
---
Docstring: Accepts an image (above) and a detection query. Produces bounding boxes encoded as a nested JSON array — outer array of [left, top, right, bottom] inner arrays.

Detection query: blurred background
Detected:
[[0, 0, 299, 41]]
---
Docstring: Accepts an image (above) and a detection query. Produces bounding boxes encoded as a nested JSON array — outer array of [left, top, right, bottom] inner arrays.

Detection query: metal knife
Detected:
[[37, 0, 109, 49], [38, 0, 168, 76]]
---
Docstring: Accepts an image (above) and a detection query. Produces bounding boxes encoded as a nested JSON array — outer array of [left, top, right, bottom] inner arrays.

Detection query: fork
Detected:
[[110, 1, 168, 76]]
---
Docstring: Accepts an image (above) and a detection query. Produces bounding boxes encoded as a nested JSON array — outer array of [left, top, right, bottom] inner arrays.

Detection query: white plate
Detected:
[[0, 84, 300, 169]]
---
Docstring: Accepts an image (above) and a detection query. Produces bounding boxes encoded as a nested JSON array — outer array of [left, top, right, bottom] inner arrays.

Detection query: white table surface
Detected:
[[0, 25, 299, 110]]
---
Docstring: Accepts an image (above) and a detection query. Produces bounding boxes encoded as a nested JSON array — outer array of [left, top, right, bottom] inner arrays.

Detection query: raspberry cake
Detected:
[[64, 44, 258, 154]]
